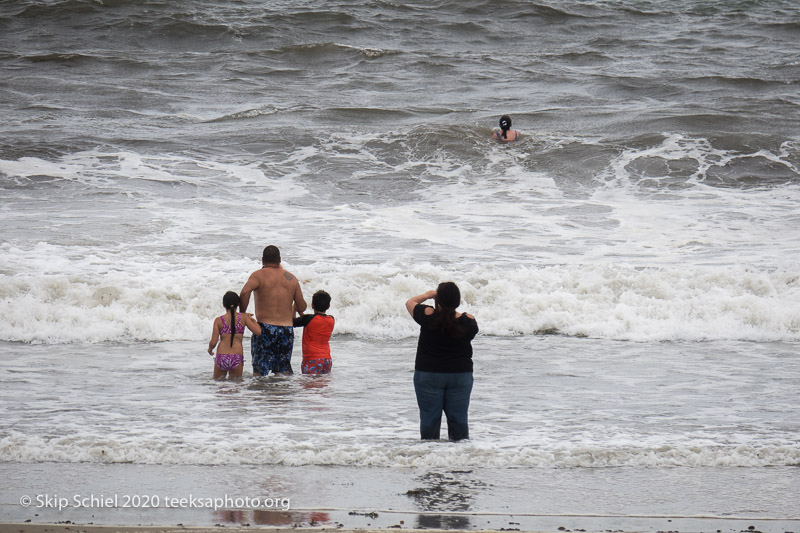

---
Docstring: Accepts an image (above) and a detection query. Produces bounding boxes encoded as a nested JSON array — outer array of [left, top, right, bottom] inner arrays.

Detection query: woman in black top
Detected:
[[405, 282, 479, 441]]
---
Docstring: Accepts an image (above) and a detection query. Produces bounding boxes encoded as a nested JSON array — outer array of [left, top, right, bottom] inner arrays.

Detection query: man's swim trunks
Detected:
[[251, 323, 294, 375], [215, 353, 244, 372], [301, 357, 332, 375]]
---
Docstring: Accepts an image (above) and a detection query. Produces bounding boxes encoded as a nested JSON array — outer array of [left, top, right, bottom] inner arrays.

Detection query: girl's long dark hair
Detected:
[[430, 281, 463, 338], [499, 115, 512, 139], [222, 291, 240, 347]]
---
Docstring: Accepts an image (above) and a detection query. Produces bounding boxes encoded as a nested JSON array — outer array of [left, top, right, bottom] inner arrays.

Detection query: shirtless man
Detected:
[[239, 245, 307, 376]]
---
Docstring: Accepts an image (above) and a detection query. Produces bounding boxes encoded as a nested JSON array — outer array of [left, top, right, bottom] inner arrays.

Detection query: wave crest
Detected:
[[2, 432, 797, 468], [1, 255, 798, 344]]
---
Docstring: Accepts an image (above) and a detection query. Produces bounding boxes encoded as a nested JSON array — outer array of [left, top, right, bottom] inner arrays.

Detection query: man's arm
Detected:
[[239, 272, 259, 313], [243, 313, 262, 335], [292, 275, 307, 314]]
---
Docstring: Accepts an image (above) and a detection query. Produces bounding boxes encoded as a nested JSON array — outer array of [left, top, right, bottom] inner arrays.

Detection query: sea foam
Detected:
[[1, 431, 798, 468], [1, 248, 798, 344]]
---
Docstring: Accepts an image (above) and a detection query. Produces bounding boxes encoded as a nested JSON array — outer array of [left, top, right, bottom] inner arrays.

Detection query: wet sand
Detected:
[[2, 519, 798, 533], [2, 527, 281, 533], [3, 462, 799, 533]]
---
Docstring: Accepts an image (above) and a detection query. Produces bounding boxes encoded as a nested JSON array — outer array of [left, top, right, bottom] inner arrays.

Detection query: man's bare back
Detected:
[[240, 264, 306, 326]]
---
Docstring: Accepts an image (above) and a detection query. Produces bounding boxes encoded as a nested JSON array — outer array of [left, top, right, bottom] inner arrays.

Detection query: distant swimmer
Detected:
[[240, 245, 307, 376], [493, 115, 519, 142]]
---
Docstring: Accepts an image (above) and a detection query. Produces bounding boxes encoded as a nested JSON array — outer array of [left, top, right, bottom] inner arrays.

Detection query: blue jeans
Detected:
[[413, 370, 473, 441]]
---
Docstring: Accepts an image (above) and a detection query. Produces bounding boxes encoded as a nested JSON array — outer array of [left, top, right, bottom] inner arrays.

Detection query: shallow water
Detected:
[[1, 337, 798, 472]]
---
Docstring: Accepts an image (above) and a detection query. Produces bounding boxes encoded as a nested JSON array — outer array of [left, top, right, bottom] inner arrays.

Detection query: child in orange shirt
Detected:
[[293, 290, 335, 374]]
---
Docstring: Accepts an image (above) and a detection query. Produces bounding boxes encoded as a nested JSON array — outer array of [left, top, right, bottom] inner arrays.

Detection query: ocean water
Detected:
[[1, 0, 799, 529]]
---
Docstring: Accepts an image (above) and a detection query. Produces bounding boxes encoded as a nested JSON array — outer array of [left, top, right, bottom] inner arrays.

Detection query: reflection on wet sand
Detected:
[[416, 513, 472, 530], [212, 509, 331, 527], [405, 469, 489, 530]]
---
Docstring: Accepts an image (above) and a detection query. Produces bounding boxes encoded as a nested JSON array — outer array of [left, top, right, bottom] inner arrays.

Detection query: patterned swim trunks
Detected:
[[301, 358, 332, 375], [251, 323, 294, 375]]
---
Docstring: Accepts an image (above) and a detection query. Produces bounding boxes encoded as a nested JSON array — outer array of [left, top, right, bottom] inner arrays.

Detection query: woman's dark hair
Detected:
[[431, 281, 463, 338], [222, 291, 240, 347], [312, 290, 331, 313], [499, 115, 512, 139]]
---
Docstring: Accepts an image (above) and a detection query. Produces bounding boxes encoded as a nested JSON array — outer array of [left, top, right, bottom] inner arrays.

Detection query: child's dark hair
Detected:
[[499, 115, 512, 139], [312, 290, 331, 313], [222, 291, 240, 347], [431, 281, 463, 338]]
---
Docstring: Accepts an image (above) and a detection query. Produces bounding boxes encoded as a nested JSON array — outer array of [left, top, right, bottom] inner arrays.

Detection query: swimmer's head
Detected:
[[223, 291, 240, 310], [499, 115, 512, 139], [312, 290, 331, 313]]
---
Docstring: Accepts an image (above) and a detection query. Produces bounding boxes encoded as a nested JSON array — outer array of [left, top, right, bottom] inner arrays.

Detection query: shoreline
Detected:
[[0, 463, 800, 533], [3, 462, 799, 533], [0, 527, 547, 533], [3, 337, 799, 533], [4, 515, 799, 533]]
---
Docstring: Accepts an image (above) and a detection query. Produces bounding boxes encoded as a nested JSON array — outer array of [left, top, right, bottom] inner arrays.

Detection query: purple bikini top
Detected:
[[219, 313, 245, 335]]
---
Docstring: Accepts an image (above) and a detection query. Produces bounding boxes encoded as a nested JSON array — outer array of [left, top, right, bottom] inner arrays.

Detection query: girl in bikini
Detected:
[[207, 291, 262, 379]]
